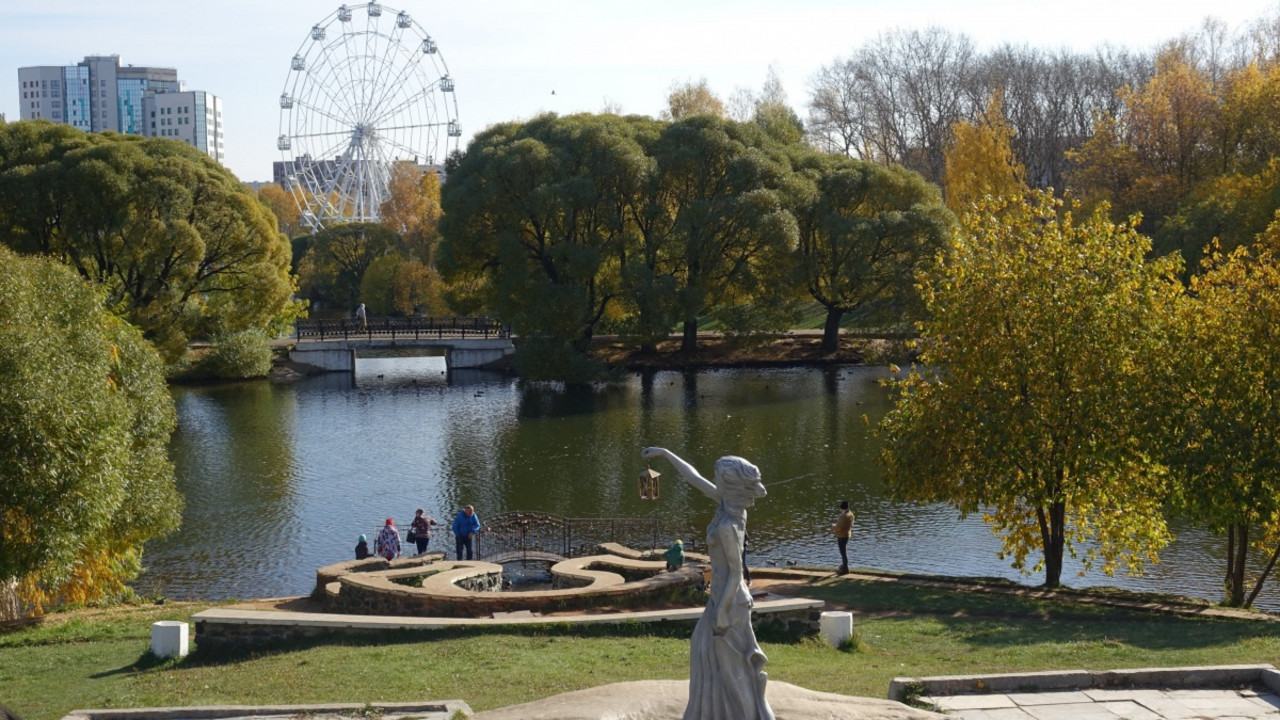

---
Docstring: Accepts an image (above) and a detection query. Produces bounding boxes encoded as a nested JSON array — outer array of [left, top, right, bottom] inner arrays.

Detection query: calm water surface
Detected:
[[136, 359, 1258, 609]]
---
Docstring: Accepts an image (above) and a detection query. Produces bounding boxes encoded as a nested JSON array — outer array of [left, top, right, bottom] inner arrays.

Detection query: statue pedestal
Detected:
[[468, 680, 945, 719]]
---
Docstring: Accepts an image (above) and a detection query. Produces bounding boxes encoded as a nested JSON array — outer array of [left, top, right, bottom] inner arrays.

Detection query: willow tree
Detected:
[[879, 191, 1181, 588], [0, 121, 296, 362], [790, 150, 952, 352], [649, 116, 799, 356], [439, 113, 649, 379], [1162, 242, 1280, 607], [0, 246, 180, 619]]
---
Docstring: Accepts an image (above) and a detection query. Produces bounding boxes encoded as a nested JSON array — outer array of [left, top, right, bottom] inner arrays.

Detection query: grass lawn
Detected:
[[4, 576, 1280, 720]]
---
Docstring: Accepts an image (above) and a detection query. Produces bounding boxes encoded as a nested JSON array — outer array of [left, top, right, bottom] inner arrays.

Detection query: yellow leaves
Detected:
[[943, 90, 1027, 217]]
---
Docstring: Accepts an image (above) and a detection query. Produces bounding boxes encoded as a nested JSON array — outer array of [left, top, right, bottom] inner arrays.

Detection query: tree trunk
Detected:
[[821, 307, 844, 353], [1245, 541, 1280, 609], [0, 577, 21, 623], [681, 319, 699, 357], [1227, 523, 1249, 607], [1038, 501, 1066, 588]]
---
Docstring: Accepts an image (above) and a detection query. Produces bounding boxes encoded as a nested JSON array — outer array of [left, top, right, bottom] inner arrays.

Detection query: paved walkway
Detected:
[[923, 686, 1280, 719]]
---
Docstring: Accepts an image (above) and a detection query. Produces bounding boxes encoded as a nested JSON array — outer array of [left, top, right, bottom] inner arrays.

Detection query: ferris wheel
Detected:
[[277, 2, 460, 230]]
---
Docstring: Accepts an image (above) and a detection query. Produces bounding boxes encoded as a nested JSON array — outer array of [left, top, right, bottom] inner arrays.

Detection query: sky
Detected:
[[3, 0, 1278, 182]]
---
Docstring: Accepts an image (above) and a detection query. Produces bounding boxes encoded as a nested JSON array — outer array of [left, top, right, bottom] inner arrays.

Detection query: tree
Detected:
[[359, 254, 448, 316], [0, 246, 180, 619], [0, 122, 295, 362], [379, 162, 443, 263], [649, 116, 800, 355], [879, 191, 1181, 588], [662, 78, 726, 121], [299, 222, 399, 309], [943, 89, 1027, 215], [805, 28, 979, 185], [1161, 242, 1280, 607], [439, 114, 648, 378], [257, 182, 303, 238], [790, 151, 953, 351], [1155, 158, 1280, 273]]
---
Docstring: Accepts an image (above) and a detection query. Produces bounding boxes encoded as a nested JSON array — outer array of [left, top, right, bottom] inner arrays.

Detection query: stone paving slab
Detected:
[[905, 665, 1280, 720], [61, 701, 471, 720]]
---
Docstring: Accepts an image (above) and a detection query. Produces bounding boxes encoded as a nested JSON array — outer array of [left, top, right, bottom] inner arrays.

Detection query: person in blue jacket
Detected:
[[452, 504, 481, 560]]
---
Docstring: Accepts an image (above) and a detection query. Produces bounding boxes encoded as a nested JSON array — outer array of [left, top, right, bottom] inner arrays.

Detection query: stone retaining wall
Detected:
[[325, 558, 706, 618], [193, 599, 824, 648]]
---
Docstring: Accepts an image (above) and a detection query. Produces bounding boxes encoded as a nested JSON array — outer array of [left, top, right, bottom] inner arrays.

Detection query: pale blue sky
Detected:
[[2, 0, 1276, 182]]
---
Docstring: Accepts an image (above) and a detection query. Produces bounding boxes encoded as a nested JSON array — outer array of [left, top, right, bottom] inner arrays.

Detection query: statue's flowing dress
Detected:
[[683, 507, 775, 720]]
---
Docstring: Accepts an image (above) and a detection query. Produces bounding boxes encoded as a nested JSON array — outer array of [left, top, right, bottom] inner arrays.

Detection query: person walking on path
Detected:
[[831, 500, 854, 575], [374, 517, 401, 561], [355, 302, 367, 329], [408, 508, 438, 555], [452, 505, 480, 560]]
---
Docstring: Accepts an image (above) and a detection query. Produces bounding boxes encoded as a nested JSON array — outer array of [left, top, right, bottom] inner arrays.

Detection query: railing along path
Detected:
[[296, 316, 508, 342]]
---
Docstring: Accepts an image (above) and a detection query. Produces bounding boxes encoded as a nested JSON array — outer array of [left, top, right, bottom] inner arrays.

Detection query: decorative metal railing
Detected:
[[295, 316, 508, 341], [475, 511, 663, 561]]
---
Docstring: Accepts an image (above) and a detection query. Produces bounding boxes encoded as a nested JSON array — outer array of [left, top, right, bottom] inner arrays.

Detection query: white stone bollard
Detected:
[[150, 620, 189, 659], [819, 610, 853, 648]]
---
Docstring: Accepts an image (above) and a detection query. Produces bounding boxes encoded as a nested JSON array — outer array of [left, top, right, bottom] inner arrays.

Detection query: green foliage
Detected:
[[1159, 242, 1280, 606], [789, 149, 953, 351], [0, 121, 295, 363], [297, 222, 400, 310], [440, 113, 650, 374], [647, 116, 800, 355], [879, 191, 1182, 588], [0, 246, 180, 614], [200, 328, 274, 379]]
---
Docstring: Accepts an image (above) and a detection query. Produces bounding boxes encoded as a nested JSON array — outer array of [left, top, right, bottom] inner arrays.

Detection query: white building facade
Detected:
[[17, 55, 222, 163]]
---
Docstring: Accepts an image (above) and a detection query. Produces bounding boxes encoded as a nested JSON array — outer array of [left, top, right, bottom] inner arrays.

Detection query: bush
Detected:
[[202, 329, 273, 379]]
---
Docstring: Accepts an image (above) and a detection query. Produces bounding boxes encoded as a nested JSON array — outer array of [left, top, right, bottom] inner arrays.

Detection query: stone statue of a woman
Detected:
[[642, 447, 775, 720]]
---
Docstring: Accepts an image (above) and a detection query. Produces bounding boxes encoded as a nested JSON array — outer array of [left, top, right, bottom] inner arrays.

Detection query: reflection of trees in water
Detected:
[[436, 368, 899, 562], [137, 383, 301, 598]]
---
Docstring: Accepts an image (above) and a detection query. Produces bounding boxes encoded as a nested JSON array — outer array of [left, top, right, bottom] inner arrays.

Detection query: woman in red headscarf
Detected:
[[374, 517, 401, 560]]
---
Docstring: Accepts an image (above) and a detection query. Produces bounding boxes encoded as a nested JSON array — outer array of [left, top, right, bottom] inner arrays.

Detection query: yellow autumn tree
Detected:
[[1160, 240, 1280, 607], [942, 89, 1027, 216], [379, 162, 443, 263], [879, 191, 1182, 588]]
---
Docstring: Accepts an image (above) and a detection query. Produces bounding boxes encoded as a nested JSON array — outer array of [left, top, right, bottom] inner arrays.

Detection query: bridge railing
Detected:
[[296, 316, 509, 342], [475, 512, 662, 561]]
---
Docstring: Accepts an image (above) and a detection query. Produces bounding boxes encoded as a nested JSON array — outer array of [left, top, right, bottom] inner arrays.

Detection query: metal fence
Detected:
[[296, 316, 508, 342], [475, 512, 663, 561]]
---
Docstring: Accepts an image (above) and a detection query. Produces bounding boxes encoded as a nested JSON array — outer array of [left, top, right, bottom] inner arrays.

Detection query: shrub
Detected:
[[202, 329, 273, 379]]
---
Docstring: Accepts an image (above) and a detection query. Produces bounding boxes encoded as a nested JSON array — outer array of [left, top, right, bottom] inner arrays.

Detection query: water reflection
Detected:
[[137, 361, 1265, 610]]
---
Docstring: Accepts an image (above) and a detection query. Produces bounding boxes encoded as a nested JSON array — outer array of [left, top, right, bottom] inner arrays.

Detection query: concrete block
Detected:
[[150, 620, 188, 659], [819, 610, 852, 648]]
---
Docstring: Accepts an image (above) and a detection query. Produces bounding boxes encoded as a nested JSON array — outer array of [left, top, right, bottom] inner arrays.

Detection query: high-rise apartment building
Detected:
[[17, 55, 223, 163]]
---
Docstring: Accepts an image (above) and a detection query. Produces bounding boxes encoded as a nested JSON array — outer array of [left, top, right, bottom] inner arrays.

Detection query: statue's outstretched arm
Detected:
[[642, 447, 718, 500]]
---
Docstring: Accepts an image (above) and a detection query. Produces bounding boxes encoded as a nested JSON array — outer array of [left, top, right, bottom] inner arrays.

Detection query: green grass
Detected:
[[4, 580, 1280, 720]]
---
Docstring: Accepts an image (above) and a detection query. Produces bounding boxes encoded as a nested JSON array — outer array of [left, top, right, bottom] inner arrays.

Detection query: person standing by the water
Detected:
[[452, 505, 480, 560], [375, 518, 401, 561], [831, 500, 854, 575], [409, 508, 437, 555], [355, 534, 370, 560]]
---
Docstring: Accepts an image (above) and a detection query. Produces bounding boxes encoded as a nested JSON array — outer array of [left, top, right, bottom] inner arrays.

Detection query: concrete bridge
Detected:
[[289, 317, 514, 372]]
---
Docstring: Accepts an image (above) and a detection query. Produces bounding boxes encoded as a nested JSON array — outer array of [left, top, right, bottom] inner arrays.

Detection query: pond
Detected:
[[135, 358, 1259, 609]]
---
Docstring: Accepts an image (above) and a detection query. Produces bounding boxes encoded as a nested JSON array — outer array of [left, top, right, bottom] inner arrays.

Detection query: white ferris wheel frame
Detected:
[[278, 2, 460, 230]]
